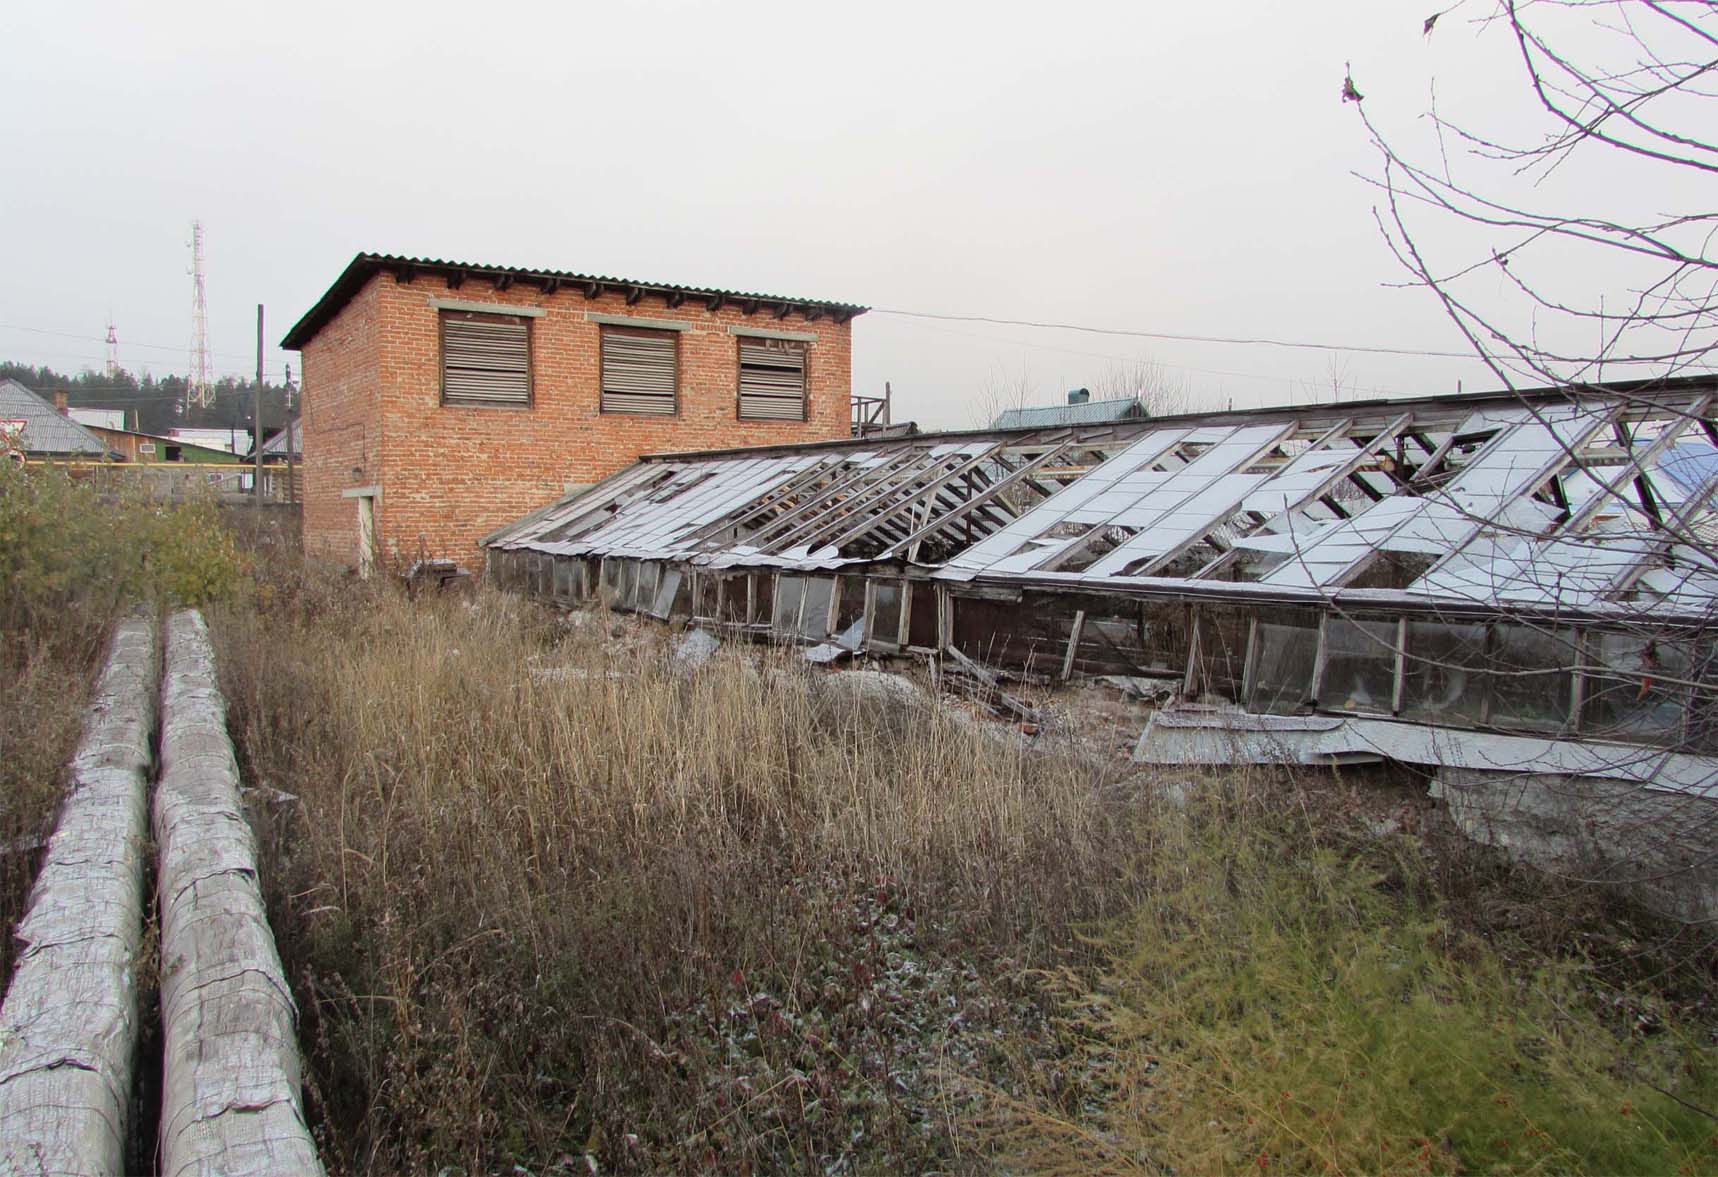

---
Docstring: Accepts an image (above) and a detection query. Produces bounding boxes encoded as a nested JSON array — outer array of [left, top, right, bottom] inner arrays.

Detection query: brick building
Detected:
[[281, 253, 866, 572]]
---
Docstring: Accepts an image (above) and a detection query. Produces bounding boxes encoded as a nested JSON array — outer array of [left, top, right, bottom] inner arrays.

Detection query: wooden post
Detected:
[[253, 304, 264, 518]]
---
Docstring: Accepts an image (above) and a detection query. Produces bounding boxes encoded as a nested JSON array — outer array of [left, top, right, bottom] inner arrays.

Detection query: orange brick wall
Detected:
[[296, 270, 854, 570], [299, 280, 382, 564]]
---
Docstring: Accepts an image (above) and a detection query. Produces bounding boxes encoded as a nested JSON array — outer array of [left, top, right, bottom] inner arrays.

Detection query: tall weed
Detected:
[[979, 782, 1718, 1175], [212, 579, 1140, 1173]]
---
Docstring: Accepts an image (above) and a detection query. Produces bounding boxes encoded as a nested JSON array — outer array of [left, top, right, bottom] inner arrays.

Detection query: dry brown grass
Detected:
[[0, 653, 95, 981], [210, 561, 1718, 1176], [212, 572, 1149, 1173]]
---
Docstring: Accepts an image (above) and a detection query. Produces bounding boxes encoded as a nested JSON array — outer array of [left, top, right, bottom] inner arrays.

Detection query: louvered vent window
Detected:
[[441, 311, 532, 405], [738, 337, 808, 421], [600, 327, 677, 414]]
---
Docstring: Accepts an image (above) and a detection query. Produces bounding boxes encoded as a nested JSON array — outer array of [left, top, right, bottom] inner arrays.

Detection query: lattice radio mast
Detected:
[[187, 220, 213, 410], [104, 317, 120, 378]]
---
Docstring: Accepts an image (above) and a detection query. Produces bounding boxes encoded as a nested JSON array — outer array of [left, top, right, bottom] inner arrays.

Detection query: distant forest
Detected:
[[0, 362, 294, 440]]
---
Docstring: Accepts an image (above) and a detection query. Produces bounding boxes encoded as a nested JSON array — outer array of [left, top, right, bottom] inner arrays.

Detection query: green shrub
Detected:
[[0, 461, 247, 652], [0, 461, 250, 978]]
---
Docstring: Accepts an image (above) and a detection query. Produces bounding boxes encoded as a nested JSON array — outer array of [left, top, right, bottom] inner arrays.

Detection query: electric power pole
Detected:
[[254, 304, 264, 519]]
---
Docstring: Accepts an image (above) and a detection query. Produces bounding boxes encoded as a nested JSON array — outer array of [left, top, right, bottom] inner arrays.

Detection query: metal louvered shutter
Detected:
[[601, 328, 677, 414], [738, 338, 807, 420], [442, 312, 531, 405]]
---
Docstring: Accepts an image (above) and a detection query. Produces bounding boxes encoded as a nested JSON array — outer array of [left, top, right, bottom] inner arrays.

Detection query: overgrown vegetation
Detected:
[[214, 573, 1146, 1173], [0, 461, 247, 644], [3, 475, 1710, 1173], [0, 461, 247, 978], [212, 562, 1718, 1175], [979, 785, 1718, 1175]]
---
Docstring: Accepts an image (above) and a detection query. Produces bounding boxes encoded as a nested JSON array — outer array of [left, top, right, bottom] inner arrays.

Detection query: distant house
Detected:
[[281, 252, 867, 573], [258, 417, 300, 462], [0, 380, 107, 458], [84, 424, 241, 465], [990, 391, 1149, 431], [253, 417, 302, 502], [68, 407, 127, 431], [168, 428, 245, 455]]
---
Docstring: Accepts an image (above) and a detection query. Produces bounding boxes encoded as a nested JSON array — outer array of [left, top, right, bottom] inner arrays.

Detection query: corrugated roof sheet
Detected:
[[0, 380, 107, 455], [282, 253, 868, 349], [990, 396, 1147, 430]]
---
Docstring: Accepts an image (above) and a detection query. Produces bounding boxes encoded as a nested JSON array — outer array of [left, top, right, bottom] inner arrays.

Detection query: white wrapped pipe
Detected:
[[0, 614, 158, 1176], [155, 610, 321, 1177]]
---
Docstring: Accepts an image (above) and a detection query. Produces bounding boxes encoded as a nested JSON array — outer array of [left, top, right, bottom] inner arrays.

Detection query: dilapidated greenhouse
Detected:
[[485, 377, 1718, 896]]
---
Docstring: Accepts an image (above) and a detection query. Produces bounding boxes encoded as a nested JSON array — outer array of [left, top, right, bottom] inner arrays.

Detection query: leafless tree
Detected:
[[1088, 359, 1194, 417], [970, 362, 1039, 428], [1347, 1, 1718, 915], [1292, 354, 1362, 405], [1354, 0, 1716, 391], [970, 358, 1194, 427]]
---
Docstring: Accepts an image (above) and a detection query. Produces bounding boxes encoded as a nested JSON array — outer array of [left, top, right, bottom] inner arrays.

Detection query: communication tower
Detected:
[[187, 221, 213, 409], [104, 317, 120, 378]]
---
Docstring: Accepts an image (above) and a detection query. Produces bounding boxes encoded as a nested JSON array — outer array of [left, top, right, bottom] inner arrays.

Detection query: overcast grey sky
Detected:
[[0, 2, 1630, 427]]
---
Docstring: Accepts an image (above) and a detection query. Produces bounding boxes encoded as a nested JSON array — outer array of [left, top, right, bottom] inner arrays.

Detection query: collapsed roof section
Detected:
[[487, 377, 1718, 625], [485, 377, 1718, 786]]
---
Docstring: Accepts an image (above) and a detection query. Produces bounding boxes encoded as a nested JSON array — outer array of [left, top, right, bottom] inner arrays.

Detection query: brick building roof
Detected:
[[282, 253, 869, 349]]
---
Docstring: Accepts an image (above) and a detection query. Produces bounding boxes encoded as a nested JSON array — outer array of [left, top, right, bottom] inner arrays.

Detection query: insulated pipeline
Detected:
[[154, 609, 321, 1177], [0, 614, 159, 1176]]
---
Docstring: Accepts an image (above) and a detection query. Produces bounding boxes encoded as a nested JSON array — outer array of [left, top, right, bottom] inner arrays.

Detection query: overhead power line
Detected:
[[0, 322, 277, 364], [886, 314, 1409, 398], [869, 307, 1478, 361]]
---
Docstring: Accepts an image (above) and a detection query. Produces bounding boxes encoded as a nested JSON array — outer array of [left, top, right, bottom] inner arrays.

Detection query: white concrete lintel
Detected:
[[586, 312, 693, 332], [430, 298, 546, 317], [729, 325, 818, 343]]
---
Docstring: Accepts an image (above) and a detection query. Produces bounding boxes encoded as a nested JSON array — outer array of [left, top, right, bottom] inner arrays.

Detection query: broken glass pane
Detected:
[[1582, 633, 1690, 746], [1400, 621, 1487, 727], [694, 572, 720, 620], [869, 581, 903, 647], [1247, 613, 1319, 716], [632, 562, 660, 612], [799, 578, 836, 641], [1075, 613, 1150, 675], [1319, 617, 1398, 715], [1139, 603, 1193, 674], [1191, 607, 1248, 703], [716, 576, 747, 625], [773, 577, 805, 635], [835, 577, 867, 636], [648, 569, 681, 619], [1488, 623, 1576, 734], [907, 583, 938, 648]]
